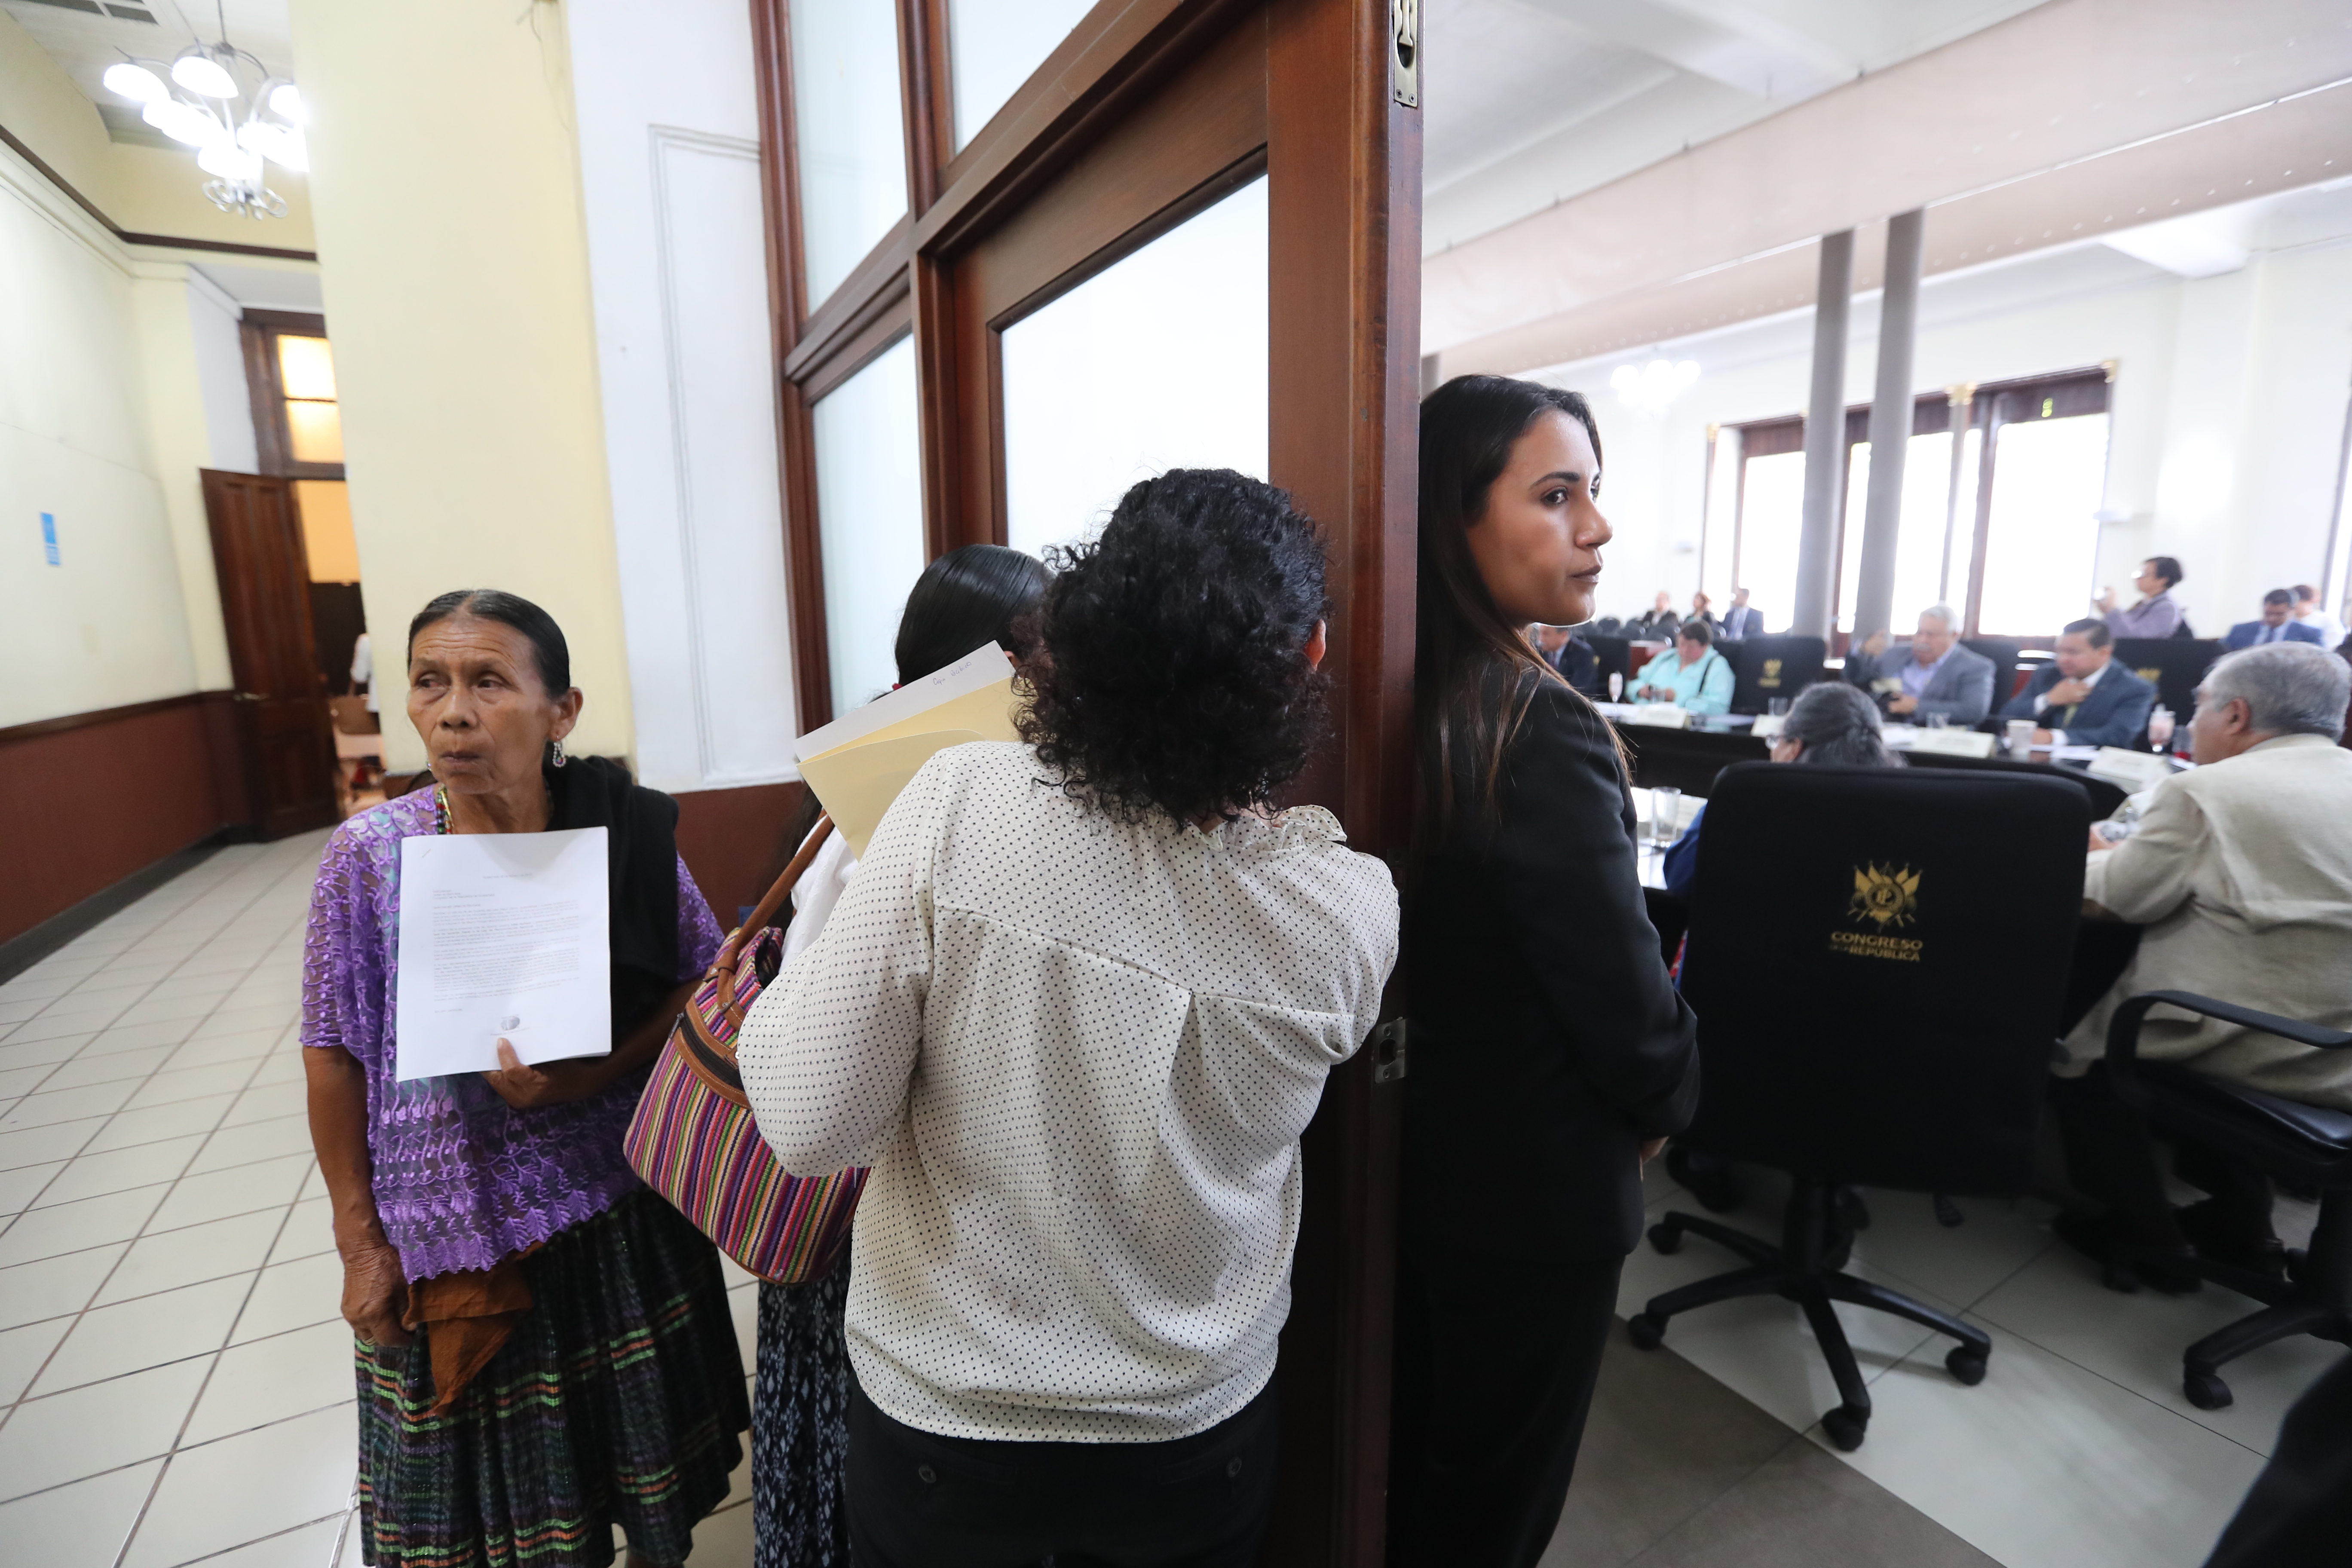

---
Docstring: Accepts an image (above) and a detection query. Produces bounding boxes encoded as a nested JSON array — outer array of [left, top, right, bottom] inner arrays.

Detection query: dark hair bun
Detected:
[[1019, 469, 1330, 828]]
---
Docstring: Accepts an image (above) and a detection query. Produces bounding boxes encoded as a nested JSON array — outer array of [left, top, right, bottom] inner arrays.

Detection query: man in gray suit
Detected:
[[1843, 605, 1997, 724]]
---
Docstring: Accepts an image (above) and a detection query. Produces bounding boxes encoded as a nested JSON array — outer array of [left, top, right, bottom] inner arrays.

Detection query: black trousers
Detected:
[[2052, 1068, 2274, 1248], [1388, 1245, 1624, 1568], [844, 1377, 1277, 1568]]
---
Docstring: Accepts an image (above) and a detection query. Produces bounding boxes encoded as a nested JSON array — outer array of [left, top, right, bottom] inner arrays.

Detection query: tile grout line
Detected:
[[0, 859, 311, 1442], [101, 844, 332, 1568], [111, 1114, 315, 1568]]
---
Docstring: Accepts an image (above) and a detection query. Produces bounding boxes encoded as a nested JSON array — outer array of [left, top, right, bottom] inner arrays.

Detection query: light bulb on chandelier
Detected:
[[105, 20, 300, 220]]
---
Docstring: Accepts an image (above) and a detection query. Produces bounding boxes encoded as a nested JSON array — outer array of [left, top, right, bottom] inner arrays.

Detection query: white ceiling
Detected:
[[1425, 0, 2352, 371], [4, 0, 296, 139], [1422, 0, 2052, 253]]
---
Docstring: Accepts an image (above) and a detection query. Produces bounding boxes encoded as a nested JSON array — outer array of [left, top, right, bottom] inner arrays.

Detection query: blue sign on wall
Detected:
[[41, 512, 59, 567]]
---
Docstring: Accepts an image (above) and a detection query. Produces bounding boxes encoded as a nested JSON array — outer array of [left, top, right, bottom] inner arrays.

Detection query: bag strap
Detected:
[[707, 813, 835, 997]]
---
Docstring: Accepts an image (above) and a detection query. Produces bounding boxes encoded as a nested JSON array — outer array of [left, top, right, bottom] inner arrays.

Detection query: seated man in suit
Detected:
[[1530, 622, 1602, 697], [2000, 618, 2157, 748], [2291, 583, 2347, 651], [2051, 641, 2352, 1284], [1629, 590, 1681, 641], [1718, 587, 1764, 641], [2223, 588, 2328, 650], [1843, 604, 1996, 724]]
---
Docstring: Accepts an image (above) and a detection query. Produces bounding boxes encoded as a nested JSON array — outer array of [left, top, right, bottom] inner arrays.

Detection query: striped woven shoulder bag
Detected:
[[625, 816, 866, 1283]]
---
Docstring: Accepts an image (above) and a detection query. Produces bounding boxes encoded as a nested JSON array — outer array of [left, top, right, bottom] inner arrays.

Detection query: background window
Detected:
[[1976, 412, 2110, 636], [1838, 429, 1953, 632], [812, 337, 926, 714], [1735, 448, 1807, 632], [790, 0, 910, 311], [1000, 175, 1270, 560], [278, 335, 343, 466]]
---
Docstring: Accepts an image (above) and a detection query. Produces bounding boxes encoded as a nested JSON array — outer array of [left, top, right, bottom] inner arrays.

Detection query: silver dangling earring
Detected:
[[548, 737, 568, 769]]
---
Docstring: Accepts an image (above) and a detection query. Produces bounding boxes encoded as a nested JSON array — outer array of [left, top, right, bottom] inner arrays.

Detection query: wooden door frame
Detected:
[[748, 4, 1418, 1560]]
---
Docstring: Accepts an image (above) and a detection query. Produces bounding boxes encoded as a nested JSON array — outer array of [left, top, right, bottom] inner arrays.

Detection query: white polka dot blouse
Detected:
[[738, 741, 1400, 1444]]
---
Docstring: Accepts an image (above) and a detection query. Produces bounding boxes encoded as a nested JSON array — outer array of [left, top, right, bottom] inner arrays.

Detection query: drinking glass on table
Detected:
[[1651, 786, 1682, 847], [2147, 705, 2175, 753], [1923, 712, 1949, 730], [1608, 673, 1624, 703], [1767, 698, 1791, 717]]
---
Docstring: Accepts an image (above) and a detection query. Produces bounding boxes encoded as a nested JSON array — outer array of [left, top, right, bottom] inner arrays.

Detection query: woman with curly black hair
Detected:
[[738, 469, 1399, 1568], [1388, 377, 1701, 1568]]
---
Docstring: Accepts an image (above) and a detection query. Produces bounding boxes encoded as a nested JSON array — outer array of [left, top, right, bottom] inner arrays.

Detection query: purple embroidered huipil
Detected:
[[300, 790, 723, 1282]]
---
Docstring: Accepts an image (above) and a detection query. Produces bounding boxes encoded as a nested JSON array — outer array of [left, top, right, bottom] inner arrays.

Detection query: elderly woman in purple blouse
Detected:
[[302, 589, 746, 1568]]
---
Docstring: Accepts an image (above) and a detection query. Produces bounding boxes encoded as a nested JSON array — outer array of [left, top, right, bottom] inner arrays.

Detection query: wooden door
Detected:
[[752, 3, 1417, 1560], [201, 469, 341, 839]]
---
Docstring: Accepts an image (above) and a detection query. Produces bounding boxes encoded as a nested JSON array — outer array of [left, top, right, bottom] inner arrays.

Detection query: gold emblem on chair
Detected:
[[1760, 658, 1783, 689], [1849, 864, 1921, 928], [2137, 666, 2161, 683]]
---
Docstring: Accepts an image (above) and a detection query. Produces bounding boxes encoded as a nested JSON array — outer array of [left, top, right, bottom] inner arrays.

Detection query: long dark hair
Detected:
[[1416, 375, 1614, 843], [894, 544, 1050, 685], [1019, 468, 1331, 828]]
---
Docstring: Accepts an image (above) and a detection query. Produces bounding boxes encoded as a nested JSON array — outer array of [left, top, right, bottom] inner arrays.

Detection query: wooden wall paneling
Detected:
[[0, 694, 245, 947], [1261, 2, 1419, 1562]]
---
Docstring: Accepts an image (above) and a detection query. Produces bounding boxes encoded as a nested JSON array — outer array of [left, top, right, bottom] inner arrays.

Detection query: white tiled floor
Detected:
[[0, 834, 761, 1568], [1622, 1158, 2334, 1568], [3, 838, 2331, 1568]]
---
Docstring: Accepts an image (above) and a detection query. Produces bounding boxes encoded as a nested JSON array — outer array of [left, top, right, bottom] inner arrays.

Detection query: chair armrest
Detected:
[[2103, 990, 2352, 1097]]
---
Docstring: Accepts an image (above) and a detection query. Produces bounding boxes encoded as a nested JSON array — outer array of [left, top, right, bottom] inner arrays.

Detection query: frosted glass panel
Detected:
[[1001, 177, 1268, 559], [1735, 450, 1806, 635], [287, 400, 344, 464], [948, 0, 1095, 151], [278, 335, 335, 398], [1978, 414, 2109, 636], [813, 337, 926, 716], [790, 0, 908, 311], [1836, 431, 1954, 632]]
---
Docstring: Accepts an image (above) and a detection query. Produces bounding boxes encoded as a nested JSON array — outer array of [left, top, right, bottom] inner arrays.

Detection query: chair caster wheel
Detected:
[[1933, 1194, 1965, 1228], [2185, 1371, 2233, 1411], [1945, 1346, 1988, 1386], [1647, 1223, 1683, 1255], [2100, 1259, 2142, 1294], [1627, 1314, 1666, 1351], [1820, 1406, 1868, 1451]]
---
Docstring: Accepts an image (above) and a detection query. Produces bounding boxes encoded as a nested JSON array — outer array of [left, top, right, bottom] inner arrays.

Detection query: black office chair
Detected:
[[1587, 634, 1634, 697], [1629, 763, 2089, 1449], [2102, 991, 2352, 1411], [1961, 637, 2022, 716], [1721, 635, 1826, 715], [2112, 638, 2223, 726], [1905, 752, 2129, 821]]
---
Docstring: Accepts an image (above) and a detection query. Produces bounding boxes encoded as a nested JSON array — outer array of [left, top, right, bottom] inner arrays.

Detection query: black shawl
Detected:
[[545, 755, 683, 1039]]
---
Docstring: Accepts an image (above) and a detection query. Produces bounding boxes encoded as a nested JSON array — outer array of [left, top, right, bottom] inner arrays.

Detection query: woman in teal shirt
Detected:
[[1632, 619, 1733, 714]]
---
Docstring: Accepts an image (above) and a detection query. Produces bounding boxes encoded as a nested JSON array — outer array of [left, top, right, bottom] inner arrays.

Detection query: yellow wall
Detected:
[[287, 0, 632, 772], [0, 10, 318, 252], [126, 262, 236, 691]]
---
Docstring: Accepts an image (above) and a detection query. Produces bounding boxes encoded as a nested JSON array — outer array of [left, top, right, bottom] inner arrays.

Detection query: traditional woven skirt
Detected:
[[752, 1259, 851, 1568], [355, 1190, 750, 1568]]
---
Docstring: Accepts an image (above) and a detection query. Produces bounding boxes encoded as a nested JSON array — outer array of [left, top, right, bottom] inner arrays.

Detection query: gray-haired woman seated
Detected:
[[1659, 679, 1895, 897]]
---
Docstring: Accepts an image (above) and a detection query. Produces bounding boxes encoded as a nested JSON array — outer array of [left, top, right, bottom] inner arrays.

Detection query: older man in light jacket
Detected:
[[2052, 641, 2352, 1283]]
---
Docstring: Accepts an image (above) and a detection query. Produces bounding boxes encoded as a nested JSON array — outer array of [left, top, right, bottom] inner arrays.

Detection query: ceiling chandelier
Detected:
[[100, 8, 304, 221]]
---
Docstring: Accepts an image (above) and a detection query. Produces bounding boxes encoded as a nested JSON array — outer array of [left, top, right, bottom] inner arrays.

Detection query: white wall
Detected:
[[0, 137, 229, 727], [1533, 193, 2352, 634], [566, 0, 798, 794], [185, 269, 259, 474]]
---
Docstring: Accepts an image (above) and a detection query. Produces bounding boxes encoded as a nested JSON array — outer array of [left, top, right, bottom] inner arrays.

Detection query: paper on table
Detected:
[[394, 827, 611, 1081], [793, 642, 1023, 857]]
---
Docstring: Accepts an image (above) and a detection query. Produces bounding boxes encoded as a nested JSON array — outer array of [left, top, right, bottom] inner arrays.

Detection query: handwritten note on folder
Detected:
[[793, 643, 1023, 858]]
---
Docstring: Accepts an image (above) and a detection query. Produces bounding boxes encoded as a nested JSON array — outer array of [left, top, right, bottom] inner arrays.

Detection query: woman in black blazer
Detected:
[[1389, 376, 1702, 1568]]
